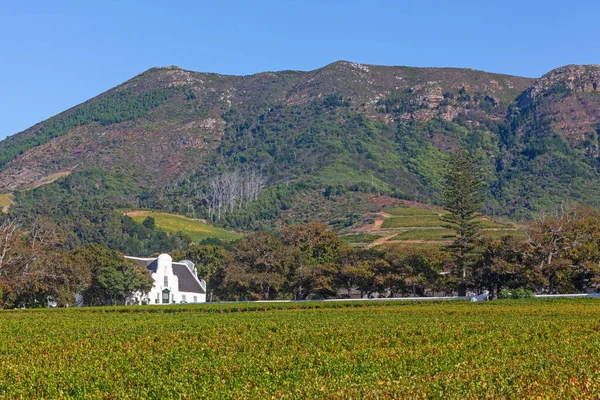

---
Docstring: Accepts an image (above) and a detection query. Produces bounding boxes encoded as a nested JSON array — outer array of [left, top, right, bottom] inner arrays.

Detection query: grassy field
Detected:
[[381, 215, 510, 230], [476, 218, 511, 228], [385, 207, 448, 216], [341, 233, 383, 243], [381, 215, 447, 228], [483, 229, 527, 240], [390, 228, 525, 243], [125, 210, 241, 242], [1, 299, 600, 398], [0, 193, 13, 213], [393, 228, 455, 241]]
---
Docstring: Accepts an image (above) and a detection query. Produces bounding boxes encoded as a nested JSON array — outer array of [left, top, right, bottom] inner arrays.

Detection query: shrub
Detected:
[[498, 287, 535, 299]]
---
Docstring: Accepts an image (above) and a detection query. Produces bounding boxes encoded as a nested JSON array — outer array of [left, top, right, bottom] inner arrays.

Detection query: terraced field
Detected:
[[125, 210, 241, 242], [343, 206, 524, 247], [1, 299, 599, 398]]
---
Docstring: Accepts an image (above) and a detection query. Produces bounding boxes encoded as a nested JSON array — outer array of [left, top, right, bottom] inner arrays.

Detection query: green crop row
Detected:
[[382, 215, 511, 229], [483, 229, 527, 240], [393, 228, 455, 241], [1, 299, 600, 398], [381, 216, 445, 228], [341, 233, 383, 243], [385, 207, 448, 216]]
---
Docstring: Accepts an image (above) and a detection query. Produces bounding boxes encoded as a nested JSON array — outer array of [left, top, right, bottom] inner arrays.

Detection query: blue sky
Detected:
[[0, 0, 598, 139]]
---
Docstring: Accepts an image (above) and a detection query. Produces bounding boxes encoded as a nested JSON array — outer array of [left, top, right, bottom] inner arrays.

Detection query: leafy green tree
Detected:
[[142, 217, 156, 230], [281, 223, 345, 299], [224, 232, 292, 300], [74, 244, 153, 305], [336, 247, 378, 298], [171, 244, 228, 301], [441, 149, 485, 295], [475, 236, 542, 297]]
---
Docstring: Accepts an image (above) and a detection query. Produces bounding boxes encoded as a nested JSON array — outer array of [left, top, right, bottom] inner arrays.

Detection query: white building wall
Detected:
[[129, 254, 206, 305], [179, 291, 207, 303]]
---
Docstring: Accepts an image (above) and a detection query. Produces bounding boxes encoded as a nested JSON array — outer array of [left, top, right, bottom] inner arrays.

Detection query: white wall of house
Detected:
[[128, 254, 206, 305]]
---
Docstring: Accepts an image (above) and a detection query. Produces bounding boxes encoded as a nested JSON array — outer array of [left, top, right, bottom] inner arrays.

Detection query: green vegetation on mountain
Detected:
[[384, 207, 448, 216], [341, 233, 383, 243], [9, 168, 192, 255], [0, 61, 599, 240], [0, 87, 178, 170], [382, 216, 448, 228], [126, 210, 241, 242], [393, 228, 455, 241]]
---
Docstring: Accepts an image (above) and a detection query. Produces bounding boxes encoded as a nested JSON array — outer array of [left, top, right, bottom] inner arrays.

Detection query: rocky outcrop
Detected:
[[519, 64, 600, 107]]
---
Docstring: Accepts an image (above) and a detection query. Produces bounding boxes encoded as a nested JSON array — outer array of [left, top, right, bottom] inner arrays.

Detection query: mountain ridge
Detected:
[[3, 61, 600, 227]]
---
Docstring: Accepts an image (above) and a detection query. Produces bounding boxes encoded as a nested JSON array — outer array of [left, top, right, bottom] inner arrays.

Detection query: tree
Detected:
[[0, 218, 91, 308], [142, 216, 155, 230], [281, 223, 344, 299], [74, 244, 153, 306], [224, 232, 292, 300], [525, 204, 600, 293], [475, 236, 543, 297], [441, 149, 485, 296], [336, 247, 376, 298], [171, 244, 228, 301]]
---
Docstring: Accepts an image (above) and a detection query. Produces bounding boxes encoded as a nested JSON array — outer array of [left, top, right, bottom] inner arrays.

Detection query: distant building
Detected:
[[125, 253, 207, 304]]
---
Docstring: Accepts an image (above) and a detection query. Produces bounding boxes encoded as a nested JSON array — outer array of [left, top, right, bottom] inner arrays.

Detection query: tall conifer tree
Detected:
[[441, 149, 485, 296]]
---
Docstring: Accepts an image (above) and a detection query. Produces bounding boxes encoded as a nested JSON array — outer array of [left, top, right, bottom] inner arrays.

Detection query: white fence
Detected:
[[245, 293, 600, 304]]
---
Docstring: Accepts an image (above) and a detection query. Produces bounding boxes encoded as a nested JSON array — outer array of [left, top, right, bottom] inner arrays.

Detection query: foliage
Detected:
[[381, 216, 446, 228], [482, 229, 527, 240], [281, 223, 346, 299], [340, 233, 382, 243], [10, 169, 192, 255], [0, 218, 90, 308], [385, 207, 447, 216], [74, 244, 153, 306], [0, 193, 13, 211], [4, 299, 600, 397], [498, 287, 535, 299], [171, 245, 227, 298], [393, 228, 455, 241], [475, 235, 543, 297], [441, 149, 485, 294], [223, 231, 293, 300], [0, 87, 178, 170], [524, 204, 600, 293]]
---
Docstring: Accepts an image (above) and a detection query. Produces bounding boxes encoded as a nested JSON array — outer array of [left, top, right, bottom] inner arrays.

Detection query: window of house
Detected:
[[182, 295, 186, 303], [164, 276, 168, 287], [193, 296, 197, 303], [172, 294, 175, 303]]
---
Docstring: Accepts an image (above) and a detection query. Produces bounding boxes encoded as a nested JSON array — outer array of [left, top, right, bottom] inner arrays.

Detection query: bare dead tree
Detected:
[[206, 168, 266, 219], [0, 219, 19, 273]]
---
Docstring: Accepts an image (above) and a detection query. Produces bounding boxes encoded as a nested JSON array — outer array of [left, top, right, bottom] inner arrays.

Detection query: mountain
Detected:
[[3, 61, 600, 239], [0, 62, 533, 192]]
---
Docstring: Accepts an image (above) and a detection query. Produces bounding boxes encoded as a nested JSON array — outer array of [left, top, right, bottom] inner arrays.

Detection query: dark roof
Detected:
[[126, 257, 158, 273], [172, 263, 206, 294]]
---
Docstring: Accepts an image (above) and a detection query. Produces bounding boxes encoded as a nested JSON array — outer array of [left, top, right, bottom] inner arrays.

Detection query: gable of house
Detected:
[[125, 253, 206, 304]]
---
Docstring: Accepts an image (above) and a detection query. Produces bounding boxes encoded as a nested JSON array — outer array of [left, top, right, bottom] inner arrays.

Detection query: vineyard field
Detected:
[[1, 299, 599, 398]]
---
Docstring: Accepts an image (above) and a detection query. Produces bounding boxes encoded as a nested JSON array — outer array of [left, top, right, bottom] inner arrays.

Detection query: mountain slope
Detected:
[[3, 61, 600, 230], [0, 62, 532, 192]]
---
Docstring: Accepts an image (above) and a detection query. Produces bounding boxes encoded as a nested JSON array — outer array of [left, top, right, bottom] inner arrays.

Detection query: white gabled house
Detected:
[[125, 253, 207, 304]]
